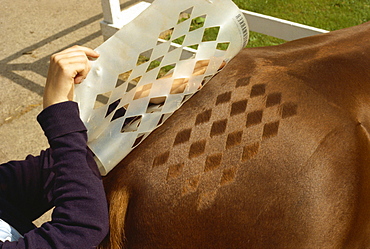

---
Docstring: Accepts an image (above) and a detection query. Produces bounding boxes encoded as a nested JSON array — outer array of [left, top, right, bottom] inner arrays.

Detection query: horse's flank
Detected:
[[101, 21, 370, 249]]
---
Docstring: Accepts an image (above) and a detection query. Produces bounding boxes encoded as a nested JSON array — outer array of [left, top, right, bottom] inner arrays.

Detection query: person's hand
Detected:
[[43, 45, 99, 109]]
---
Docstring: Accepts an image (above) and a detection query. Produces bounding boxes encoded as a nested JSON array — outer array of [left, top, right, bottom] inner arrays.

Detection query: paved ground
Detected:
[[0, 0, 107, 225]]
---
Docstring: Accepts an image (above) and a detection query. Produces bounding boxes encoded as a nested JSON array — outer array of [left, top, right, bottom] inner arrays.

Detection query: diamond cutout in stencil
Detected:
[[177, 7, 193, 24], [136, 49, 153, 65], [193, 60, 208, 75], [217, 42, 230, 51], [132, 133, 146, 148], [157, 63, 176, 79], [147, 56, 164, 72], [126, 76, 142, 93], [121, 115, 142, 133], [111, 105, 128, 122], [168, 45, 178, 53], [158, 27, 174, 41], [115, 79, 125, 88], [188, 44, 199, 50], [133, 83, 152, 100], [146, 98, 166, 113], [189, 15, 206, 32], [116, 70, 133, 88], [170, 78, 187, 94], [94, 91, 112, 109], [172, 35, 186, 46], [105, 99, 121, 117], [180, 49, 195, 60], [202, 26, 220, 42]]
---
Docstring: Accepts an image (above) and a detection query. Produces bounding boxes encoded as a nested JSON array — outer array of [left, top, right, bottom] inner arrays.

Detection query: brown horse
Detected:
[[100, 21, 370, 248]]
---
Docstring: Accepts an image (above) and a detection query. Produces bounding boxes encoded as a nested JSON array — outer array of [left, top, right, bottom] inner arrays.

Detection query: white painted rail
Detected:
[[100, 0, 328, 42], [241, 10, 329, 40]]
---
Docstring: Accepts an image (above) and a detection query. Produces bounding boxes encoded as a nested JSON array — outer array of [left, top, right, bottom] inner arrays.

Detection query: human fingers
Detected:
[[57, 46, 99, 83], [43, 47, 96, 108], [56, 45, 100, 59], [50, 52, 91, 83]]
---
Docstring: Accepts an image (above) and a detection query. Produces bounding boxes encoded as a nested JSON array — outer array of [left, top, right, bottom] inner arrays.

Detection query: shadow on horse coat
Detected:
[[99, 21, 370, 249]]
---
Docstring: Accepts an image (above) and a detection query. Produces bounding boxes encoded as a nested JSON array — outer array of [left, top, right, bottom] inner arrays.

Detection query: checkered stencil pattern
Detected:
[[152, 76, 298, 210], [74, 0, 248, 174]]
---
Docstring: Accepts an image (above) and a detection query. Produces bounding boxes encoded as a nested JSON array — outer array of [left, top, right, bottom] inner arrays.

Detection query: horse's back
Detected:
[[103, 21, 370, 249]]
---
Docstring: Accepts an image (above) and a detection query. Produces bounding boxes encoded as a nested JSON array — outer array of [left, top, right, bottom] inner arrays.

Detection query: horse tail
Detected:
[[99, 186, 130, 249]]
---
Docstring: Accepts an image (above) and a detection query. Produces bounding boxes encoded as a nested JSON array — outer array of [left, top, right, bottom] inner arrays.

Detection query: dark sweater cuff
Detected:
[[37, 101, 87, 141]]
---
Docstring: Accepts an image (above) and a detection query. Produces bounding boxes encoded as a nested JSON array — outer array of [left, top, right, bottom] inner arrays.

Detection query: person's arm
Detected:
[[0, 46, 109, 248], [0, 149, 54, 236]]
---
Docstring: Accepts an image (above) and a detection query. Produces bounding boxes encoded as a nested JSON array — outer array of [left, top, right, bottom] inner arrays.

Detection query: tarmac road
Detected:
[[0, 0, 105, 162], [0, 0, 106, 226]]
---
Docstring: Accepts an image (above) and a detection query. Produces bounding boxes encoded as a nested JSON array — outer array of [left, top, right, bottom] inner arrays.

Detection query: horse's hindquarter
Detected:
[[104, 22, 370, 248]]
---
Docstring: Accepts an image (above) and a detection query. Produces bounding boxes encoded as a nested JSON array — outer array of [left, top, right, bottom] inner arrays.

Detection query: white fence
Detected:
[[100, 0, 329, 41]]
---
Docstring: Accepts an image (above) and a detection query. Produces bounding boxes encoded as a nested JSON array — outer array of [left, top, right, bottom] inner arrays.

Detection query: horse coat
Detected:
[[100, 21, 370, 249]]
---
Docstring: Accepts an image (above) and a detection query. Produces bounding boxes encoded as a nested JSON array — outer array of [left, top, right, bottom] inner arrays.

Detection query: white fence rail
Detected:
[[241, 10, 329, 40], [100, 0, 329, 42]]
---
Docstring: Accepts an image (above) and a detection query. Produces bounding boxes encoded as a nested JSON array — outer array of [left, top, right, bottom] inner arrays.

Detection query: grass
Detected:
[[232, 0, 370, 47]]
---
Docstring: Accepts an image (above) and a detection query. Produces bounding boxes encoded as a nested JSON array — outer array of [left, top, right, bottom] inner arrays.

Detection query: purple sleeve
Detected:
[[0, 150, 54, 234], [0, 101, 109, 248]]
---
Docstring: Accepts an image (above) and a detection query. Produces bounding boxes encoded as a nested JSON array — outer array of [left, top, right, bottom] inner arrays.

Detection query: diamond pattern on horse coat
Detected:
[[148, 72, 298, 210]]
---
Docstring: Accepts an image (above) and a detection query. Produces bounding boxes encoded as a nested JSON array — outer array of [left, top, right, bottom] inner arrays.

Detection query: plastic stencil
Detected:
[[74, 0, 249, 175]]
